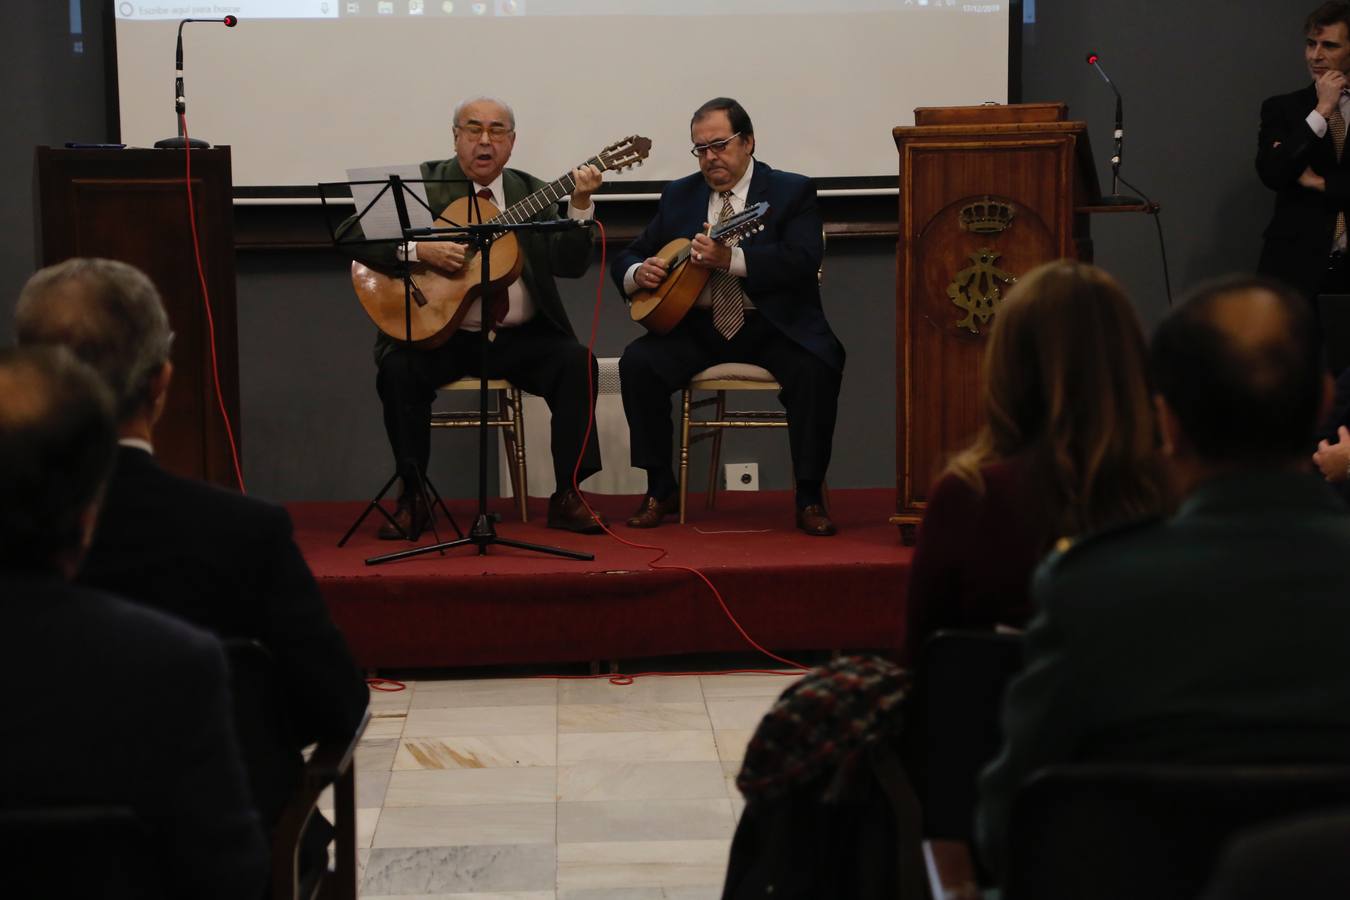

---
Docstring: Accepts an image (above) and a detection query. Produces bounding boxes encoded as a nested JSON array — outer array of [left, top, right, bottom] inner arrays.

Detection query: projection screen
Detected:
[[114, 0, 1011, 191]]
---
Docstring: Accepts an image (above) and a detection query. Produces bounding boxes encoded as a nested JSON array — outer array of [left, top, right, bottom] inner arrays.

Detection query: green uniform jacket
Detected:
[[976, 470, 1350, 877]]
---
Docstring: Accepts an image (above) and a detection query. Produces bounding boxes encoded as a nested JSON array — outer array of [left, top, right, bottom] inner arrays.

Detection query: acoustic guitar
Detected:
[[352, 134, 652, 348], [628, 200, 769, 334]]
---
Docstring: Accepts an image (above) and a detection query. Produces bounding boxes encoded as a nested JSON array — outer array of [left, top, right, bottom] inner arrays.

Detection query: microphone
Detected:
[[1083, 50, 1142, 206], [154, 17, 239, 150]]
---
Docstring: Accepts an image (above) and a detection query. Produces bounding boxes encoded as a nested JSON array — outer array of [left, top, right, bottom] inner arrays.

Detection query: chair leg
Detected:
[[705, 391, 726, 511], [678, 387, 693, 525], [510, 387, 528, 522]]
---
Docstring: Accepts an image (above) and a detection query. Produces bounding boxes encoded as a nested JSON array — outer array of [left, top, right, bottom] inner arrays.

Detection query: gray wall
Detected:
[[0, 1, 1304, 502]]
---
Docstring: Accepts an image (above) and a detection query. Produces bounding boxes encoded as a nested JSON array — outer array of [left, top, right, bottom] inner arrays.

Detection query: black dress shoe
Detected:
[[377, 494, 430, 540], [626, 494, 679, 528], [547, 488, 606, 534], [796, 503, 837, 537]]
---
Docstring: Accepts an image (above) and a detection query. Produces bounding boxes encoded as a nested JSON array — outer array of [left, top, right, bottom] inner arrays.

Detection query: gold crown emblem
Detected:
[[959, 197, 1015, 234]]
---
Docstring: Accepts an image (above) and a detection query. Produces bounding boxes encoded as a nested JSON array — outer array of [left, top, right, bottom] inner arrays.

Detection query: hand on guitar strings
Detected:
[[570, 164, 604, 209], [690, 224, 733, 271], [635, 256, 669, 290], [417, 240, 470, 274]]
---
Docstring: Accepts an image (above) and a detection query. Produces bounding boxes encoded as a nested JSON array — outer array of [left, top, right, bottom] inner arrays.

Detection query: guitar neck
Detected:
[[494, 154, 606, 226]]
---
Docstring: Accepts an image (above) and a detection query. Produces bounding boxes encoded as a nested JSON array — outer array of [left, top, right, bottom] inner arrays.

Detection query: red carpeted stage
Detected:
[[291, 488, 912, 670]]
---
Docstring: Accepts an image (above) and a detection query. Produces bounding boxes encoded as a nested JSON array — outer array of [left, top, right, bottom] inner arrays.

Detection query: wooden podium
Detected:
[[891, 103, 1134, 537], [33, 146, 241, 488]]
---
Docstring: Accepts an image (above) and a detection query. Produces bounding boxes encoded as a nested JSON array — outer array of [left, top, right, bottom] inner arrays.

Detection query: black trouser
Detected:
[[376, 317, 601, 493], [619, 309, 841, 493]]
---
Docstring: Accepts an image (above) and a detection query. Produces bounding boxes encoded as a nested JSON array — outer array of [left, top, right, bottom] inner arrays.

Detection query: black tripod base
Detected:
[[365, 513, 595, 565], [154, 136, 211, 149]]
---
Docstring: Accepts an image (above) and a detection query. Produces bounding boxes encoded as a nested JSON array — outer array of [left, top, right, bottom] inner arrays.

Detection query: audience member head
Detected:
[[1306, 1, 1350, 37], [1149, 275, 1326, 480], [0, 346, 117, 577], [949, 259, 1166, 536], [15, 257, 174, 433]]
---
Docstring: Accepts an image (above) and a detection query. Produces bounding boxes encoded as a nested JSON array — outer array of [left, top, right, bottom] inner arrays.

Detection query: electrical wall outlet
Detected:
[[725, 462, 759, 491]]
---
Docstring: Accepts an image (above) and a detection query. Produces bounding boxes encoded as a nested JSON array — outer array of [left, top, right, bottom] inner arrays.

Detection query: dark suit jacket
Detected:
[[346, 157, 595, 363], [78, 446, 369, 826], [611, 160, 845, 371], [976, 470, 1350, 877], [1, 570, 266, 898], [1257, 84, 1350, 299]]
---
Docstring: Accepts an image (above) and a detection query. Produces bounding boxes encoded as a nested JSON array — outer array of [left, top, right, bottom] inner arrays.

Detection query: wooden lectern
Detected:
[[33, 146, 241, 488], [891, 103, 1135, 539]]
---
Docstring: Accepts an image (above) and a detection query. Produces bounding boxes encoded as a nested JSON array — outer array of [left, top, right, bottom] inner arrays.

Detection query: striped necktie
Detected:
[[476, 187, 509, 324], [709, 191, 748, 340], [1331, 107, 1347, 247]]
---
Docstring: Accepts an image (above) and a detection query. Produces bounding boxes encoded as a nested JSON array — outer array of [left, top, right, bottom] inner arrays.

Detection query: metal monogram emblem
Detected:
[[947, 248, 1016, 334]]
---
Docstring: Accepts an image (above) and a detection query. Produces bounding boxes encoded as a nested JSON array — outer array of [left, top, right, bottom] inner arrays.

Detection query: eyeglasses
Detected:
[[690, 133, 741, 157], [456, 123, 514, 141]]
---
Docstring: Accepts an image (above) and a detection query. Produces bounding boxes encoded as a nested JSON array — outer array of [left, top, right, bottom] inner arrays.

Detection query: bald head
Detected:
[[1149, 276, 1322, 466], [0, 346, 117, 572]]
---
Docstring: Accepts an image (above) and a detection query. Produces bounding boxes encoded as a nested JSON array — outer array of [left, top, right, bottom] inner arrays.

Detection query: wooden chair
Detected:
[[0, 805, 157, 899], [675, 230, 828, 525], [678, 362, 787, 524], [430, 378, 528, 521], [927, 763, 1350, 900], [224, 639, 369, 900]]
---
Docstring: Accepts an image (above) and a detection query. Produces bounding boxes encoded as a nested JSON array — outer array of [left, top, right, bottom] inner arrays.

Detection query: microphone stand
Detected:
[[1089, 56, 1143, 206], [367, 213, 595, 566], [155, 17, 234, 149]]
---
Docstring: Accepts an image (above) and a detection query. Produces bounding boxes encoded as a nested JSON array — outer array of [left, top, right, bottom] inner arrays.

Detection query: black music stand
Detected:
[[366, 208, 595, 565], [323, 173, 463, 548]]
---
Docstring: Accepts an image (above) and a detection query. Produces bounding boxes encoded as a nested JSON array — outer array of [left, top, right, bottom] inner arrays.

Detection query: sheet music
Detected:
[[345, 164, 434, 240]]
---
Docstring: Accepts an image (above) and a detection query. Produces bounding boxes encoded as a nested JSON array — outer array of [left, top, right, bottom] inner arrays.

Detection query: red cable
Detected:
[[560, 217, 810, 686], [180, 114, 247, 493]]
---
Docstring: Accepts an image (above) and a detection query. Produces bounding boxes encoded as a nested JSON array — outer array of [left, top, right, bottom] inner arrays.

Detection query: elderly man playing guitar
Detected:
[[355, 96, 610, 539], [613, 97, 846, 536]]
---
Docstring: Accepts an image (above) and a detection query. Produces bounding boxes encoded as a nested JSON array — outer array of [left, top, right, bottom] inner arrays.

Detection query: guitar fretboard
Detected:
[[491, 154, 609, 226]]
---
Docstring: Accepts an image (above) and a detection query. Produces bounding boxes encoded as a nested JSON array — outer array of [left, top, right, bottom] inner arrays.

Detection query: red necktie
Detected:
[[476, 187, 509, 324]]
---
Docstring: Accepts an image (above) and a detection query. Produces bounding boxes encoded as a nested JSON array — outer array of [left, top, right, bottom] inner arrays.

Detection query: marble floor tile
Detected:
[[711, 730, 753, 763], [396, 735, 557, 771], [558, 703, 711, 734], [412, 678, 560, 710], [385, 767, 557, 807], [362, 844, 555, 895], [557, 761, 728, 803], [318, 770, 390, 813], [704, 697, 776, 732], [357, 806, 382, 849], [373, 804, 556, 848], [559, 888, 719, 900], [698, 672, 801, 700], [403, 705, 557, 738], [558, 676, 703, 706], [555, 840, 731, 892], [557, 731, 719, 765], [557, 798, 734, 844], [367, 712, 410, 739], [369, 684, 415, 713], [359, 737, 402, 773]]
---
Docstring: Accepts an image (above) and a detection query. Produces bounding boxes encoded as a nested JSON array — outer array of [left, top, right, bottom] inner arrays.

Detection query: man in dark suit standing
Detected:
[[976, 275, 1350, 877], [359, 96, 607, 538], [14, 257, 369, 871], [613, 97, 845, 536], [1257, 1, 1350, 301], [0, 345, 265, 897]]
